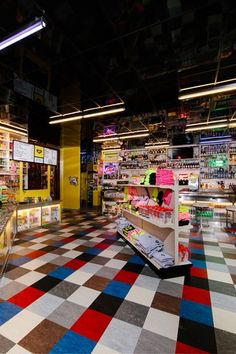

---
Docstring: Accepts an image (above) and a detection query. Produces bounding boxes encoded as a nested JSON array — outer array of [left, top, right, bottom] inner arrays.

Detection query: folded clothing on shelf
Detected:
[[136, 234, 164, 254], [151, 250, 175, 268]]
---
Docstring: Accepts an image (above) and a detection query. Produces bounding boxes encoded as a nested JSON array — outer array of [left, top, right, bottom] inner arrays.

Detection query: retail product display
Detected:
[[17, 202, 60, 231], [0, 207, 16, 276], [117, 178, 192, 277]]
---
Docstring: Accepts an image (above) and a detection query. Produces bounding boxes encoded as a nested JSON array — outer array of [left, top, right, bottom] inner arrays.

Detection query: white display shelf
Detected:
[[121, 208, 174, 229]]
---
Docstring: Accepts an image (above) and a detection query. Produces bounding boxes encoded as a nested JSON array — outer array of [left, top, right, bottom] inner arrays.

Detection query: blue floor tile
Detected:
[[103, 280, 131, 299], [85, 248, 102, 256], [49, 267, 75, 280], [180, 299, 213, 327], [50, 331, 96, 354], [9, 256, 32, 266], [190, 248, 205, 255], [0, 301, 22, 324], [191, 259, 207, 269], [128, 255, 146, 265]]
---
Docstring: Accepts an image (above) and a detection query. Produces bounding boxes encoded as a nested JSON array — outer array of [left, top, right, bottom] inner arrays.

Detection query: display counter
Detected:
[[0, 206, 17, 276], [17, 201, 61, 231]]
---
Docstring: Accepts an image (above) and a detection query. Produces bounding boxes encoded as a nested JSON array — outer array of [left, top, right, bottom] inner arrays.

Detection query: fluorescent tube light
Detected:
[[145, 144, 169, 149], [93, 137, 119, 142], [49, 115, 83, 124], [119, 133, 149, 140], [179, 78, 236, 92], [186, 123, 228, 132], [0, 17, 46, 51], [0, 123, 28, 136], [82, 107, 125, 118], [179, 83, 236, 100], [186, 119, 228, 127], [49, 103, 125, 119]]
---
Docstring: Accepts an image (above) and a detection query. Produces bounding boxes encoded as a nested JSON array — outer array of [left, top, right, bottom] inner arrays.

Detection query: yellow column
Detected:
[[60, 147, 80, 209]]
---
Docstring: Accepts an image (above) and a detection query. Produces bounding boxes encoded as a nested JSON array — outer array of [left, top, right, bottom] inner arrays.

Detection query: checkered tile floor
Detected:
[[0, 210, 236, 353]]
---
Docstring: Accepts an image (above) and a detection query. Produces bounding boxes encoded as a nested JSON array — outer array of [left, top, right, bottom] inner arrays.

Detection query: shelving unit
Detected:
[[118, 182, 192, 278]]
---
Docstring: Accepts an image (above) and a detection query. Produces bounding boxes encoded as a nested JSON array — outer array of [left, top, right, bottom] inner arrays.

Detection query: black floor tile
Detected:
[[178, 317, 217, 353], [90, 293, 123, 316], [32, 275, 62, 292]]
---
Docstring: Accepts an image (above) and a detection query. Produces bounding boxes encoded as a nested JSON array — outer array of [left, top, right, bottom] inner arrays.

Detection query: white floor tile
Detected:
[[67, 286, 100, 307], [22, 259, 47, 270], [105, 259, 127, 269], [60, 242, 79, 250], [27, 293, 64, 317], [98, 250, 120, 258], [92, 343, 120, 354], [37, 253, 58, 262], [212, 307, 236, 334], [0, 310, 43, 342], [225, 258, 236, 267], [62, 250, 82, 258], [143, 308, 179, 340], [27, 243, 47, 250], [207, 269, 234, 284], [125, 285, 155, 307], [17, 271, 45, 286], [66, 270, 93, 285], [204, 249, 224, 257], [7, 344, 31, 354]]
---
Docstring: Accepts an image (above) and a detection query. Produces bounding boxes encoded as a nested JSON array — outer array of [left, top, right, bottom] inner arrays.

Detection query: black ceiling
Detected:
[[1, 0, 236, 117]]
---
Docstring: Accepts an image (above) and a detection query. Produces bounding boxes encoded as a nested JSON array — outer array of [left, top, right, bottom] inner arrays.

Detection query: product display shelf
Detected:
[[118, 182, 192, 278], [0, 207, 17, 277], [121, 208, 174, 229]]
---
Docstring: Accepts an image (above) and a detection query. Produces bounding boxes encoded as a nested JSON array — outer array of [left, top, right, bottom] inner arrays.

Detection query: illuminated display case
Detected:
[[0, 208, 16, 276], [17, 202, 61, 231]]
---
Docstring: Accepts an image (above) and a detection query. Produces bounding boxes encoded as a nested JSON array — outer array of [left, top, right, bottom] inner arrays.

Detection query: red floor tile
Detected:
[[95, 243, 110, 250], [71, 308, 112, 341], [64, 259, 86, 270], [62, 237, 76, 244], [114, 269, 139, 285], [27, 250, 47, 259], [176, 341, 210, 353], [182, 285, 211, 306], [191, 267, 208, 279], [8, 287, 44, 308]]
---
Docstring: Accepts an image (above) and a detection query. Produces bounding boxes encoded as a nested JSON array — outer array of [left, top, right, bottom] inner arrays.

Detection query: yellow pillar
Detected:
[[60, 147, 80, 209]]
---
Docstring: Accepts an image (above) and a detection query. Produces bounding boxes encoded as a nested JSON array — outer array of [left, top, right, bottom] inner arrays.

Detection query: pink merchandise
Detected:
[[156, 169, 174, 185], [163, 190, 173, 206]]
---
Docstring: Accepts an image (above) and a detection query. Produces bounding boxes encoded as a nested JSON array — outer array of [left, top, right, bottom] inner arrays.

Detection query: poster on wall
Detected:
[[13, 141, 34, 162], [44, 148, 57, 165], [34, 145, 44, 164]]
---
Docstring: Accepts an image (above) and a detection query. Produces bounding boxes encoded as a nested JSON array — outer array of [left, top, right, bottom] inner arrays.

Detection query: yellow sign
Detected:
[[34, 145, 44, 158]]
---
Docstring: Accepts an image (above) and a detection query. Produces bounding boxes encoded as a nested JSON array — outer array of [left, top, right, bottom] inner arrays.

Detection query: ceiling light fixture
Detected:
[[185, 123, 228, 132], [186, 119, 228, 127], [49, 115, 82, 124], [179, 82, 236, 100], [145, 144, 169, 149], [0, 17, 46, 51], [93, 132, 149, 143], [49, 103, 125, 119], [118, 133, 149, 140], [93, 137, 119, 143], [0, 122, 28, 136]]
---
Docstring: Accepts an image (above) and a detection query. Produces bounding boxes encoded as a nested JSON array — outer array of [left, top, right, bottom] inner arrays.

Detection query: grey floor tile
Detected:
[[47, 300, 86, 328], [0, 281, 26, 300], [208, 280, 236, 297], [49, 280, 79, 299], [134, 329, 176, 354], [50, 256, 72, 266], [0, 334, 15, 353], [100, 318, 141, 353], [114, 300, 149, 327], [210, 291, 236, 312], [228, 265, 236, 275], [215, 328, 236, 354], [96, 266, 120, 279], [157, 280, 183, 298]]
